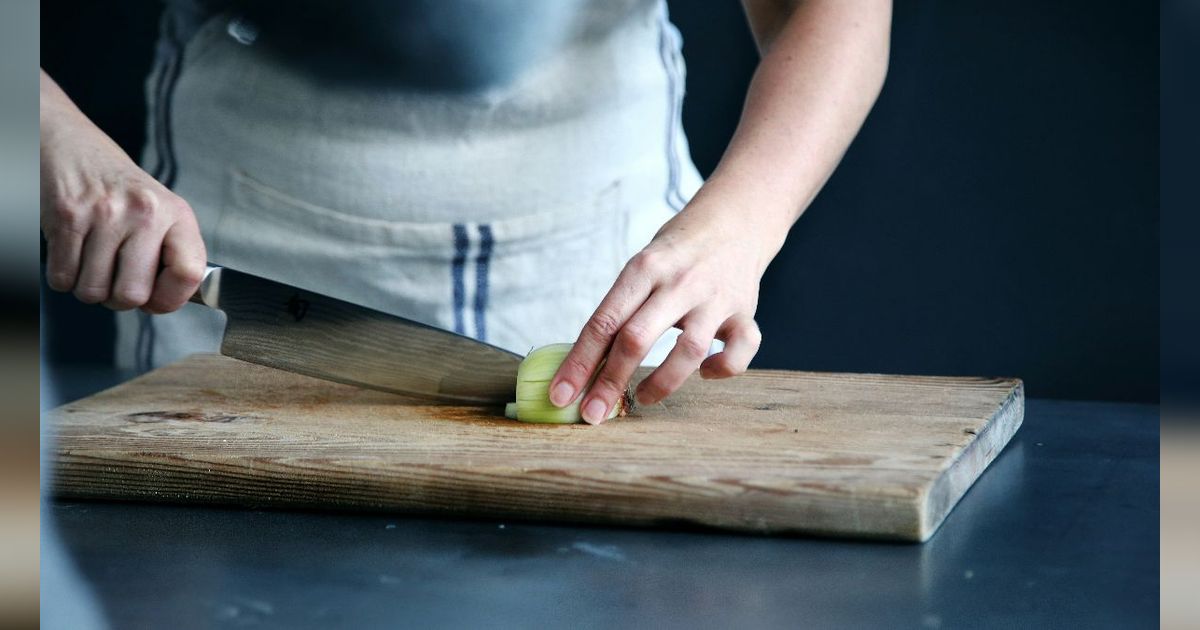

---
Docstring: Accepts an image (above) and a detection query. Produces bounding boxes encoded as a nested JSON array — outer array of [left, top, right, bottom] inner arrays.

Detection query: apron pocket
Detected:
[[215, 168, 628, 351]]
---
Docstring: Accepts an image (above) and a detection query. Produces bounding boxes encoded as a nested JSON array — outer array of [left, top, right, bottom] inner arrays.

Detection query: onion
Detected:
[[504, 343, 629, 424]]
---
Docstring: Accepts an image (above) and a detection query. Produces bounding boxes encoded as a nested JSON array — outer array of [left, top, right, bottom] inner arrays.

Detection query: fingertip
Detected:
[[549, 380, 575, 407], [581, 397, 608, 424], [698, 356, 723, 379]]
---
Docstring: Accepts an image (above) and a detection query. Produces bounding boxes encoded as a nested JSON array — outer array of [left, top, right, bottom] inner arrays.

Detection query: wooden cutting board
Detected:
[[47, 354, 1023, 541]]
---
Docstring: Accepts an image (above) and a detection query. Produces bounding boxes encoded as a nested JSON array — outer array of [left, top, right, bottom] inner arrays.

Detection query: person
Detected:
[[40, 0, 891, 424]]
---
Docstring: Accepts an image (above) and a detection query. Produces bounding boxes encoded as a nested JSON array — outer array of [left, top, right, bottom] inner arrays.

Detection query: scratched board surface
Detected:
[[48, 354, 1023, 541]]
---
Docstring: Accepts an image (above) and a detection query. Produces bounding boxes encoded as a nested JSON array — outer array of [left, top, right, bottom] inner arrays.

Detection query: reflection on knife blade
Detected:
[[189, 266, 521, 403]]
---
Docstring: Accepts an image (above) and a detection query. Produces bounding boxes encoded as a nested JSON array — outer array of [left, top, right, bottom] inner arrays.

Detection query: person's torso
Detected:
[[140, 0, 701, 357]]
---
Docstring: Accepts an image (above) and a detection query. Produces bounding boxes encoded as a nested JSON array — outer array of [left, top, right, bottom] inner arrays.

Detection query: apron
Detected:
[[116, 0, 703, 373]]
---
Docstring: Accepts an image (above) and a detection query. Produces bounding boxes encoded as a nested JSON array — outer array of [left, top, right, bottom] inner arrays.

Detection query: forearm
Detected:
[[41, 69, 128, 164], [41, 69, 93, 143], [699, 0, 891, 261], [41, 69, 73, 121]]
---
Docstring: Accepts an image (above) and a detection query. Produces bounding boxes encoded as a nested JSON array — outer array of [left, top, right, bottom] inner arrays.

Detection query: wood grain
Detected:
[[46, 354, 1023, 541]]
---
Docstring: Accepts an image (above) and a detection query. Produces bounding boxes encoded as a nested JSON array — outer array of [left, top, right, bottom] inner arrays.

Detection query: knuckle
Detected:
[[170, 261, 207, 288], [51, 203, 86, 233], [92, 197, 121, 223], [628, 250, 665, 275], [615, 325, 652, 357], [592, 371, 626, 398], [46, 271, 75, 291], [124, 199, 158, 229], [671, 265, 700, 287], [73, 285, 109, 304], [127, 187, 160, 213], [558, 354, 593, 382], [113, 284, 150, 308], [586, 311, 623, 341], [739, 321, 764, 347], [674, 334, 709, 361]]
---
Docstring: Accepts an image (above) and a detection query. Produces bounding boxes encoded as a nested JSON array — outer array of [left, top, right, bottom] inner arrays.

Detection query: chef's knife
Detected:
[[189, 265, 521, 403]]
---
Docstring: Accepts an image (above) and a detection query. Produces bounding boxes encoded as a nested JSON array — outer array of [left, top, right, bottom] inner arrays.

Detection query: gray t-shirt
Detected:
[[162, 0, 634, 90]]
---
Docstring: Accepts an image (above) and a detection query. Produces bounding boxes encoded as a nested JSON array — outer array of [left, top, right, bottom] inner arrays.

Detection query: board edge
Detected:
[[916, 379, 1025, 541]]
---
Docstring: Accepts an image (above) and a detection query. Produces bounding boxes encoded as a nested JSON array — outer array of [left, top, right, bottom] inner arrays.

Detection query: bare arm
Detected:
[[714, 0, 891, 240], [551, 0, 892, 423]]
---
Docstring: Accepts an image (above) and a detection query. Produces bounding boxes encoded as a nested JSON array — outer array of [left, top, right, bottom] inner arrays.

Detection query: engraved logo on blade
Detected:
[[286, 293, 310, 322]]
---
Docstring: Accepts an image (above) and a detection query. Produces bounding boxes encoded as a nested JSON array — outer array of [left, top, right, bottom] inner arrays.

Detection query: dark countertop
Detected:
[[43, 366, 1159, 629]]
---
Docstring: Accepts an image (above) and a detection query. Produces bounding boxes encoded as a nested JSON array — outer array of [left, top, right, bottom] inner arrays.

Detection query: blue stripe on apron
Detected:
[[451, 223, 470, 335], [160, 19, 185, 190], [137, 13, 186, 373], [148, 37, 172, 184], [657, 10, 687, 213], [473, 224, 494, 342]]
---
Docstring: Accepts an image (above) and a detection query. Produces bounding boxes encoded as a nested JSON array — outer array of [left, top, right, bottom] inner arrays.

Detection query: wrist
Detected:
[[684, 174, 794, 273]]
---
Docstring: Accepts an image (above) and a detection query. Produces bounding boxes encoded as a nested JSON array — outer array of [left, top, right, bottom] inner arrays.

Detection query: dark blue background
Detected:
[[41, 0, 1159, 402]]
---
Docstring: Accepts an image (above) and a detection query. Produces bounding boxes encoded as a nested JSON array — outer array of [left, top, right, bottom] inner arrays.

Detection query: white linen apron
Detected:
[[116, 0, 704, 372]]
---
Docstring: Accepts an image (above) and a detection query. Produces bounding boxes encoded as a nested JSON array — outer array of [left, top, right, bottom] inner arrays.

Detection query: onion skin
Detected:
[[506, 343, 630, 424]]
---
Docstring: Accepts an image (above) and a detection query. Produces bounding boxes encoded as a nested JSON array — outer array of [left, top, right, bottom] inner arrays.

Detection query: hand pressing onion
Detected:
[[504, 344, 632, 424]]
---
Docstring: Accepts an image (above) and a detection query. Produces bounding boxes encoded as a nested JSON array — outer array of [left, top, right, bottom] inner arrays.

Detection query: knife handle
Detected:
[[188, 265, 222, 308]]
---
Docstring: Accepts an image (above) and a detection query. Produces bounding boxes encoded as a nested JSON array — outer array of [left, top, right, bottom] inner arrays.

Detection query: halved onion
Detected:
[[504, 343, 629, 424]]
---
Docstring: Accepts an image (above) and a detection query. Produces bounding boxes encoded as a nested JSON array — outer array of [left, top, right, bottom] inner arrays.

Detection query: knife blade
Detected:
[[189, 266, 521, 403]]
